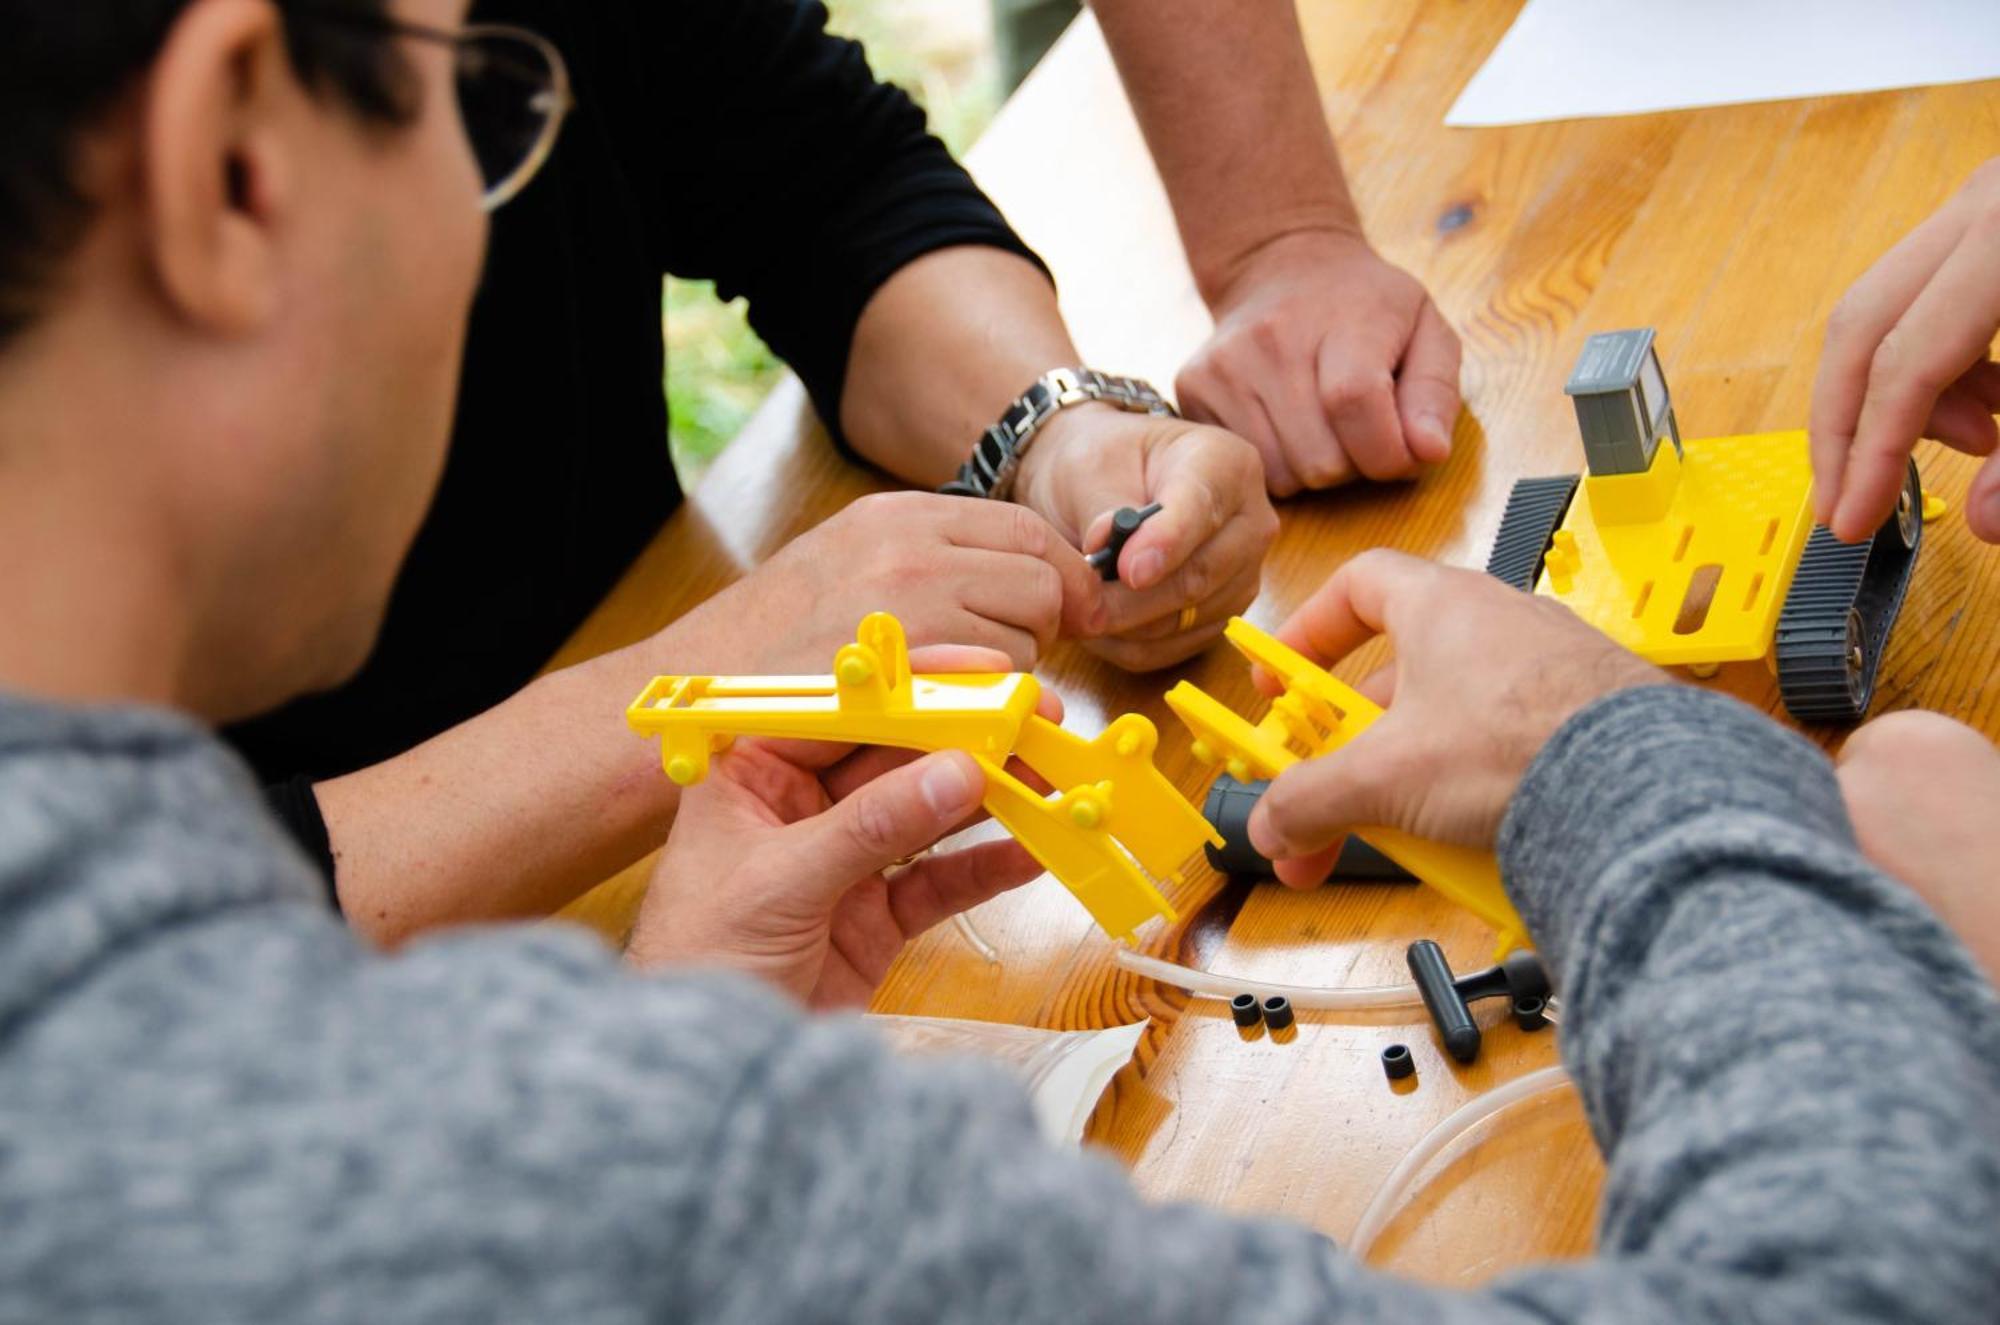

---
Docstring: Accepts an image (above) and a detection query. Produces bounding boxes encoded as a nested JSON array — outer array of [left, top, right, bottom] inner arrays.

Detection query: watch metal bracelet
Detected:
[[939, 367, 1177, 500]]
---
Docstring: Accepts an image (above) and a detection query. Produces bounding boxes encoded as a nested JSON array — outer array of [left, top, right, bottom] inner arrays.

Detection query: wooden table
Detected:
[[553, 1, 2000, 1284]]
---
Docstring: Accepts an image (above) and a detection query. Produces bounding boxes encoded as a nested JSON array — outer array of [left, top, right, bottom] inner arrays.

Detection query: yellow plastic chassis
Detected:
[[626, 613, 1220, 940], [1165, 619, 1528, 956], [1538, 429, 1816, 665]]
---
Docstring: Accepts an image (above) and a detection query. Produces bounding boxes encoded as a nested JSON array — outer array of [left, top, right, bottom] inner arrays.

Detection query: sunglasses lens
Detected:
[[455, 32, 561, 204]]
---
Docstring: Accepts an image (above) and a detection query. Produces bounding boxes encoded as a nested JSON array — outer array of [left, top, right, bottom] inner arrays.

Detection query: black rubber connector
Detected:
[[1381, 1043, 1415, 1080], [1202, 776, 1275, 877], [1513, 995, 1550, 1032], [1261, 995, 1295, 1031], [1230, 992, 1262, 1027], [1202, 774, 1417, 883], [1085, 502, 1163, 581]]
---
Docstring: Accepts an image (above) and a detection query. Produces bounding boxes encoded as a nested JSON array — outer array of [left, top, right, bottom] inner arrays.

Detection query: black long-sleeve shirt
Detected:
[[226, 0, 1041, 800]]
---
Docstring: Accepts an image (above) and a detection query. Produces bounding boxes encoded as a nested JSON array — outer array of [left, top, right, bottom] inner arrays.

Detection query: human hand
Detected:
[[1836, 710, 2000, 983], [1013, 406, 1278, 670], [1243, 550, 1665, 886], [628, 649, 1050, 1006], [1175, 229, 1462, 497], [1811, 157, 2000, 544], [688, 491, 1102, 673]]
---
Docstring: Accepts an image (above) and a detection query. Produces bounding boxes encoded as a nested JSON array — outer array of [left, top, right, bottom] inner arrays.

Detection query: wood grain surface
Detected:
[[551, 1, 2000, 1283]]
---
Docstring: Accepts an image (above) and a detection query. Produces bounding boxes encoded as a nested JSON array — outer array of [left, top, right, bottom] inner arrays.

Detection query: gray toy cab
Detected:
[[1562, 327, 1682, 477]]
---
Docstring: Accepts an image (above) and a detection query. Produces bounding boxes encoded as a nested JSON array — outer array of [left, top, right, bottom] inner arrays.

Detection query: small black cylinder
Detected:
[[1261, 995, 1294, 1031], [1202, 775, 1418, 884], [1381, 1043, 1415, 1080], [1203, 775, 1276, 878], [1513, 995, 1550, 1032], [1230, 992, 1262, 1027]]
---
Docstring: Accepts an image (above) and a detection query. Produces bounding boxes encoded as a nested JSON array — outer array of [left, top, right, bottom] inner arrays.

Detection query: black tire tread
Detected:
[[1775, 461, 1923, 724], [1486, 475, 1582, 591]]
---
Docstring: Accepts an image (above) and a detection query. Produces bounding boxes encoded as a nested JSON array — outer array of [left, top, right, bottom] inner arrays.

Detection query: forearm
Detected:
[[1092, 0, 1361, 303], [313, 605, 753, 945], [684, 687, 2000, 1325], [1492, 686, 2000, 1316], [838, 245, 1092, 487]]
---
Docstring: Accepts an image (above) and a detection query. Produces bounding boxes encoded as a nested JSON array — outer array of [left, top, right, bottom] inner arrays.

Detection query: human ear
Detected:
[[140, 0, 297, 336]]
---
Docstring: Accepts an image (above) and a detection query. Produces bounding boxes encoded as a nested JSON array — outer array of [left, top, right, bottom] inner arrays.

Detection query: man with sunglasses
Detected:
[[223, 0, 1280, 945], [1, 2, 1997, 1319]]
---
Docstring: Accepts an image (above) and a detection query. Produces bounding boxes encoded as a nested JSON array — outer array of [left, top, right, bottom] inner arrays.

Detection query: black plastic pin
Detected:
[[1086, 502, 1162, 581]]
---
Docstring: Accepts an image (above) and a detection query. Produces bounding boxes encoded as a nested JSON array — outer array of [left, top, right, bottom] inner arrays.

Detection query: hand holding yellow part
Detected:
[[1165, 618, 1529, 956], [626, 613, 1221, 940]]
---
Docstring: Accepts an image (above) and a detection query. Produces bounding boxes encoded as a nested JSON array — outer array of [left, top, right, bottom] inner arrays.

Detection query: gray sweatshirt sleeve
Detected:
[[19, 687, 1997, 1323], [637, 685, 2000, 1325]]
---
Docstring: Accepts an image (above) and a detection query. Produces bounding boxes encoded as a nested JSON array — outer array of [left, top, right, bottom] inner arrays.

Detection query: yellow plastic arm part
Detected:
[[1164, 618, 1529, 956], [626, 613, 1220, 941]]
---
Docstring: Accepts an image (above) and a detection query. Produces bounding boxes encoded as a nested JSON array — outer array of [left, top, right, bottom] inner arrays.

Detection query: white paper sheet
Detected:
[[1446, 0, 2000, 128]]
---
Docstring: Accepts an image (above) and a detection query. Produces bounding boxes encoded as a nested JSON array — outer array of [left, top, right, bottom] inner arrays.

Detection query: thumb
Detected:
[[1247, 722, 1411, 861], [1970, 449, 2000, 544], [792, 749, 988, 887]]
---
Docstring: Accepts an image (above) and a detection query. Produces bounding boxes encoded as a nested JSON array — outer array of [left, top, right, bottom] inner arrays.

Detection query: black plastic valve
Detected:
[[1086, 502, 1163, 581], [1405, 939, 1552, 1064]]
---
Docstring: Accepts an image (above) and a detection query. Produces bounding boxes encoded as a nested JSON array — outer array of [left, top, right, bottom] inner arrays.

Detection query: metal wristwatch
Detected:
[[938, 367, 1178, 500]]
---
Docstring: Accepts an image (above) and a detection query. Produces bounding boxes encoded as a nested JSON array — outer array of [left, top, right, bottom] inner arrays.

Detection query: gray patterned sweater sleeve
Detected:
[[637, 685, 2000, 1325], [1481, 684, 2000, 1321], [6, 688, 1999, 1324]]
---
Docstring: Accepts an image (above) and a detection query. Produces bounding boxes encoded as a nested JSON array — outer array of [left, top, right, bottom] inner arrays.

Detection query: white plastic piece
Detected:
[[867, 1015, 1146, 1145], [953, 910, 1001, 965], [1348, 1063, 1575, 1259], [1113, 947, 1425, 1011]]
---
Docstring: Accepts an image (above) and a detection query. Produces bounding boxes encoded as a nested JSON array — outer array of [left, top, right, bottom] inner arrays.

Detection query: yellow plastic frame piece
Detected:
[[1541, 430, 1816, 665], [626, 613, 1221, 941], [1164, 618, 1529, 957]]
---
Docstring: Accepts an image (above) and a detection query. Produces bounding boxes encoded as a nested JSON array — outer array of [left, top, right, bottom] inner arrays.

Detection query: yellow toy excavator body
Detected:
[[1165, 618, 1529, 957], [1489, 328, 1926, 723], [626, 613, 1220, 941]]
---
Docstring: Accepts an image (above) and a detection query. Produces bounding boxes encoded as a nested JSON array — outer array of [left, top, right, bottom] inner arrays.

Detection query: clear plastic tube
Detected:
[[1347, 1063, 1574, 1259], [1113, 947, 1425, 1011], [953, 911, 1001, 965]]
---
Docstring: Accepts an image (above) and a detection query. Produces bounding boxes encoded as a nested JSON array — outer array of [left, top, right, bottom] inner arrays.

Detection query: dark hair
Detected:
[[0, 1, 417, 345]]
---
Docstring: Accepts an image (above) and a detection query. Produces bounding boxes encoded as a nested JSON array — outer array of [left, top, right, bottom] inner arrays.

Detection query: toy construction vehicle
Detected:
[[625, 612, 1220, 941], [1166, 618, 1528, 958], [1487, 328, 1924, 723]]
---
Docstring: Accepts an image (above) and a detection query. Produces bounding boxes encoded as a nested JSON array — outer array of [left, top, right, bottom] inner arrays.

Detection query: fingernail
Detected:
[[1086, 601, 1110, 636], [1983, 488, 2000, 534], [920, 753, 981, 817], [1130, 548, 1165, 589], [1417, 413, 1451, 457]]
